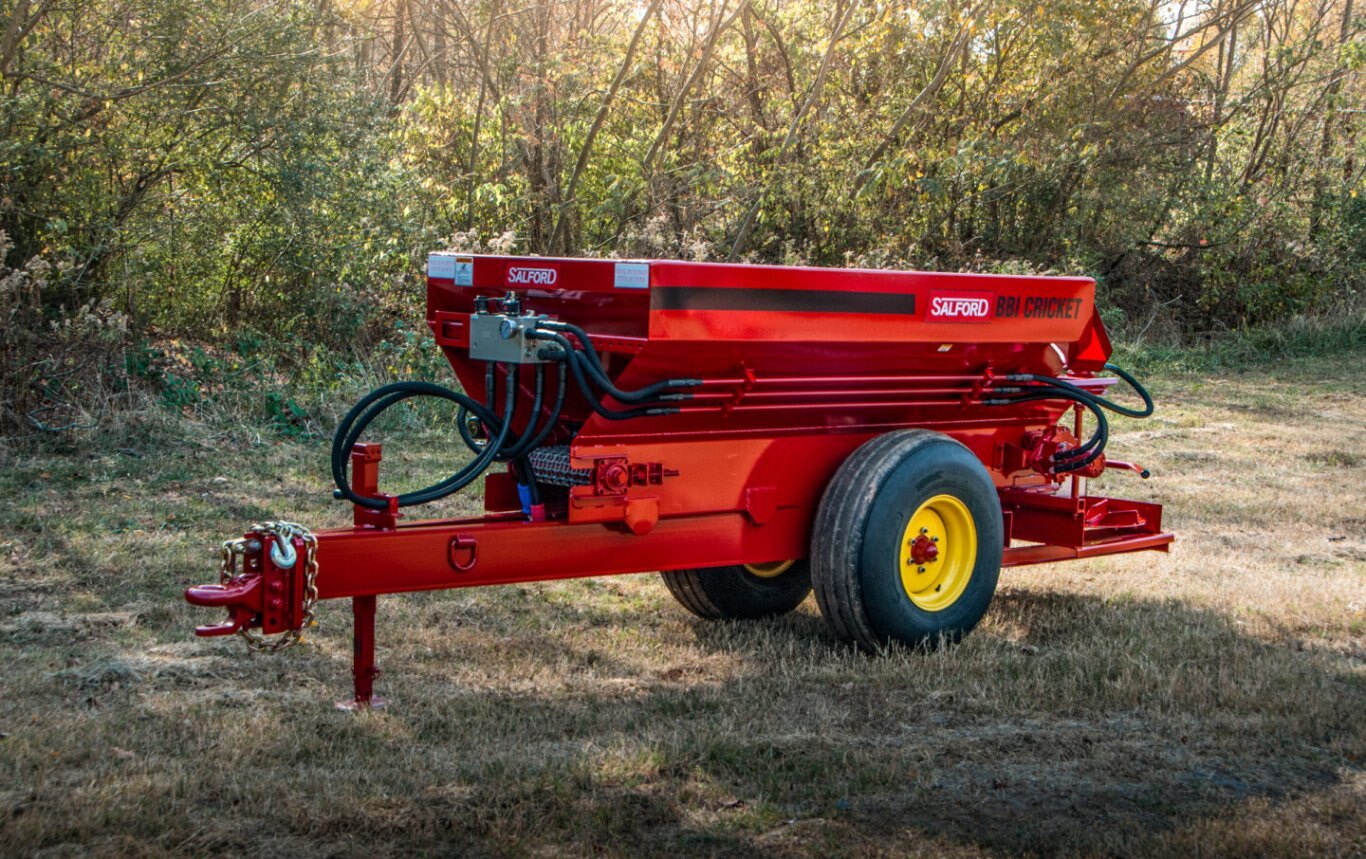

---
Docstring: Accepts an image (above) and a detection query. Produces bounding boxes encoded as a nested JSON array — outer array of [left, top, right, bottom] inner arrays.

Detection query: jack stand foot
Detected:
[[336, 695, 387, 712], [339, 594, 384, 711]]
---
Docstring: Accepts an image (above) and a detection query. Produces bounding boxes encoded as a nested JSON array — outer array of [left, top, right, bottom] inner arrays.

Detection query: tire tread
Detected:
[[661, 564, 811, 620], [811, 430, 978, 651]]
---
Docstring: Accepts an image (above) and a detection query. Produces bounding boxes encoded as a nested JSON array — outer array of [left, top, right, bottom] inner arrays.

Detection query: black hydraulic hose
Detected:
[[447, 363, 556, 508], [988, 383, 1110, 455], [456, 360, 504, 451], [1007, 362, 1153, 419], [332, 378, 509, 507], [466, 364, 542, 507], [1037, 388, 1109, 467], [985, 388, 1110, 472], [988, 361, 1154, 473], [530, 331, 678, 421], [498, 362, 545, 461], [334, 316, 685, 510], [569, 340, 689, 405], [1020, 387, 1109, 461], [456, 406, 483, 450], [517, 359, 569, 453], [404, 376, 518, 504], [500, 366, 547, 511], [539, 320, 700, 402], [993, 396, 1107, 470], [1019, 398, 1107, 472], [540, 320, 676, 402], [331, 373, 516, 510], [1101, 362, 1155, 418], [459, 360, 547, 457], [511, 456, 541, 506]]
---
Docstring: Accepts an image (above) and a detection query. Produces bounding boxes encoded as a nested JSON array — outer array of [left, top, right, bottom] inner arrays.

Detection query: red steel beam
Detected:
[[310, 508, 810, 600], [1003, 532, 1174, 568]]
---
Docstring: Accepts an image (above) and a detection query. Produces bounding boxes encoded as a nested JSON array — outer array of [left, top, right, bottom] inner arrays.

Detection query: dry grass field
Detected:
[[1, 353, 1363, 857]]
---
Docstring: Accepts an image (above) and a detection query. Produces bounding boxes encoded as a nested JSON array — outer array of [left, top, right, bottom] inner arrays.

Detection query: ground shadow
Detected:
[[312, 585, 1362, 856]]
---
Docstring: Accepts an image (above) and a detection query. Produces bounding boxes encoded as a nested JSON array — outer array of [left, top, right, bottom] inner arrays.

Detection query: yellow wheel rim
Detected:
[[898, 494, 977, 611], [744, 559, 795, 579]]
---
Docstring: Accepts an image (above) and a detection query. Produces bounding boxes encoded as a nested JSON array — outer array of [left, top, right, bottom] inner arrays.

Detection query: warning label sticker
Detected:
[[426, 253, 474, 286], [614, 262, 649, 289], [427, 253, 455, 280], [455, 257, 474, 286]]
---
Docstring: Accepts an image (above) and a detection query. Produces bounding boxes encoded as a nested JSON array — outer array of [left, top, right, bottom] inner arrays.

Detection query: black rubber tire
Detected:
[[811, 429, 1003, 651], [661, 561, 812, 620]]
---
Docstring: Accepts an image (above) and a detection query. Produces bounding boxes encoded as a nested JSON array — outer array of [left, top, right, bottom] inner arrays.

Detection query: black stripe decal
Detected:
[[652, 286, 915, 316]]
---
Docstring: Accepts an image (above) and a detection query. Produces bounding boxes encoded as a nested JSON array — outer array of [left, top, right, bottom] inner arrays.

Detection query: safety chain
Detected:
[[219, 521, 320, 653]]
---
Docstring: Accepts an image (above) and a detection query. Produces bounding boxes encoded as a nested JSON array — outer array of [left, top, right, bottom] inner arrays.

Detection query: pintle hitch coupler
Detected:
[[184, 521, 319, 653]]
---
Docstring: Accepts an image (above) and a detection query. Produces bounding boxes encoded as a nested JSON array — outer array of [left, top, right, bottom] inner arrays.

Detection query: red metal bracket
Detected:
[[429, 310, 471, 348], [351, 443, 401, 529]]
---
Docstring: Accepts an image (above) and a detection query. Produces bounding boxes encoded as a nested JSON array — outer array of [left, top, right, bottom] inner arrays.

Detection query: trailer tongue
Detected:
[[186, 255, 1171, 708]]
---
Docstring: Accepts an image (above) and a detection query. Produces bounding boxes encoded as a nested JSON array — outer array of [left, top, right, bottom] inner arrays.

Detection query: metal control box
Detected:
[[468, 313, 549, 364]]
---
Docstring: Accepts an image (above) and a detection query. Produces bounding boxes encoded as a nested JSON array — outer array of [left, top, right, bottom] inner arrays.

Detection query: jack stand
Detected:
[[337, 594, 385, 711]]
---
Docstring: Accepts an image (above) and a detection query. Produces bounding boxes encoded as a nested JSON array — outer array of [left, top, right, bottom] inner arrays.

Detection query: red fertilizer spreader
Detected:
[[186, 254, 1171, 708]]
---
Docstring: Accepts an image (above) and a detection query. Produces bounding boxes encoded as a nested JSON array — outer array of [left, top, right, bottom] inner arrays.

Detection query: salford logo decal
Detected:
[[927, 290, 994, 322], [507, 266, 558, 286]]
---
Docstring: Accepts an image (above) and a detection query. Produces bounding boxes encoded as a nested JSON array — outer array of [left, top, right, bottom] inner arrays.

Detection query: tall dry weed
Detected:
[[0, 230, 130, 438]]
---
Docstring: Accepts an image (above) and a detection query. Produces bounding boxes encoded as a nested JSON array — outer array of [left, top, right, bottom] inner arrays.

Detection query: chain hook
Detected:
[[269, 536, 297, 569]]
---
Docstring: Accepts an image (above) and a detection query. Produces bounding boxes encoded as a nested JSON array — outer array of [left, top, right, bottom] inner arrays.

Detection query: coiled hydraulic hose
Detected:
[[1006, 362, 1154, 419], [457, 363, 553, 461], [331, 373, 517, 510], [986, 387, 1110, 472], [503, 361, 570, 459], [334, 318, 694, 510]]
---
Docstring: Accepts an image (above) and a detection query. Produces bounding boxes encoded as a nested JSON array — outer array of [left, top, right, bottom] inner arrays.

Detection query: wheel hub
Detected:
[[909, 536, 939, 565], [898, 494, 977, 611]]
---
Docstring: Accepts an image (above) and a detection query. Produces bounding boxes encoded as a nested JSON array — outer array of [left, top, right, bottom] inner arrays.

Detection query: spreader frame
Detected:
[[186, 255, 1172, 708]]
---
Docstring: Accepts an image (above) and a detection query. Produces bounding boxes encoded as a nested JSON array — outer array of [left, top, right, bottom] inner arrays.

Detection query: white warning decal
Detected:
[[427, 253, 456, 280], [455, 257, 473, 286], [614, 262, 649, 289]]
